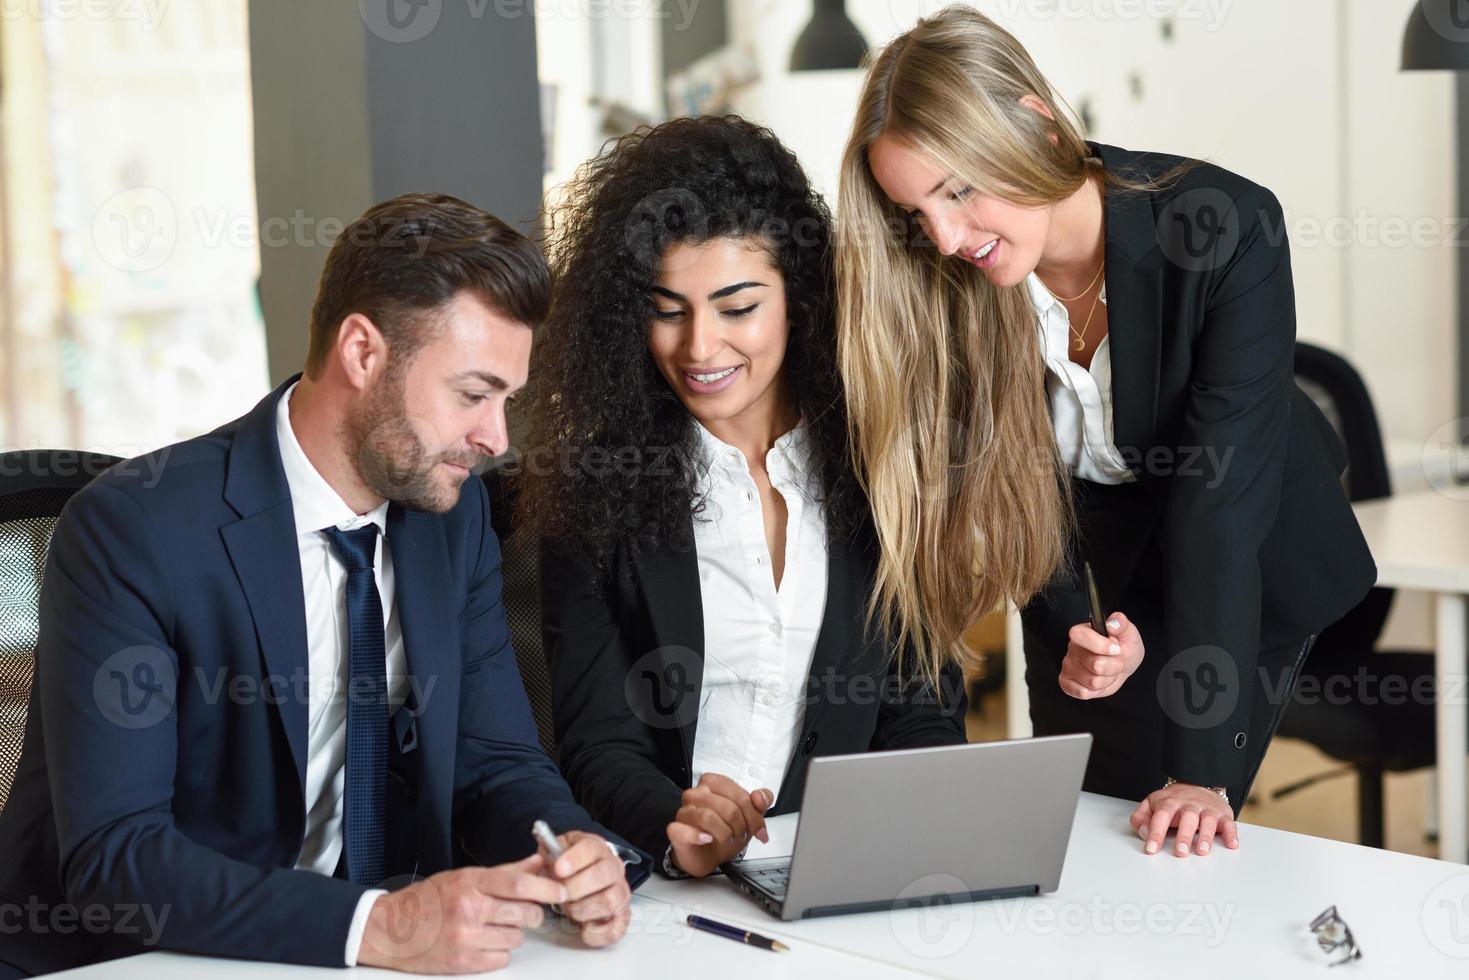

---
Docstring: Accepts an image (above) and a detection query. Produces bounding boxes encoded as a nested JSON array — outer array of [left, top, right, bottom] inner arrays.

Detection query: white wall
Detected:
[[726, 0, 1456, 455], [1341, 2, 1455, 457], [538, 2, 664, 199]]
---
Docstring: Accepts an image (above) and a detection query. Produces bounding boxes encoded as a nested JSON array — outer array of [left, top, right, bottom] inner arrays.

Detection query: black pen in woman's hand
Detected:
[[1084, 561, 1108, 636], [686, 914, 789, 952]]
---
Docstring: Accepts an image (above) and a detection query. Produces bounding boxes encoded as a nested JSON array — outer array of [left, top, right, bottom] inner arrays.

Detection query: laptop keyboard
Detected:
[[743, 865, 790, 897]]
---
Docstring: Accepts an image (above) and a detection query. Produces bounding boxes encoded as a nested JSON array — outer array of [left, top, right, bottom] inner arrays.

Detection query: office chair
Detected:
[[1271, 344, 1437, 848], [0, 451, 121, 811], [482, 463, 558, 763]]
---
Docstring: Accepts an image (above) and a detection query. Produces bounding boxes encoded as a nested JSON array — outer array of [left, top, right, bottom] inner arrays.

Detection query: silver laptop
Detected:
[[723, 734, 1092, 920]]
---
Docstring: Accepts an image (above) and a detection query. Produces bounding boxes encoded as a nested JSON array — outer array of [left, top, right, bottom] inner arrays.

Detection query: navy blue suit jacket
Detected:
[[0, 377, 646, 975]]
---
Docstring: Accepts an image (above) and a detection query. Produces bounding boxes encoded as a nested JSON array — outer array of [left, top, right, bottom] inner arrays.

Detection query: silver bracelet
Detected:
[[661, 844, 691, 879], [1165, 776, 1229, 804]]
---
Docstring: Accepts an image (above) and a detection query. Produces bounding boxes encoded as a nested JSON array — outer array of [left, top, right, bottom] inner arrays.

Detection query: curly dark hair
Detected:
[[515, 114, 866, 566]]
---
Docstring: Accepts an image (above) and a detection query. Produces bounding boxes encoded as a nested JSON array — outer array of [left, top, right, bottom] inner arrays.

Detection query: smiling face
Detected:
[[645, 237, 790, 433], [346, 290, 532, 513], [867, 133, 1052, 289]]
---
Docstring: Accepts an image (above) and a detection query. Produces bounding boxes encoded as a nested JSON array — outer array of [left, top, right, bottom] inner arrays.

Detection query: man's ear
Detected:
[[1018, 93, 1060, 147], [334, 313, 388, 391]]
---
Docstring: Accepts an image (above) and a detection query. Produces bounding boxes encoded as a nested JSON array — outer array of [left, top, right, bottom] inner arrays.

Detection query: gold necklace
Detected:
[[1071, 283, 1104, 352], [1042, 260, 1105, 303]]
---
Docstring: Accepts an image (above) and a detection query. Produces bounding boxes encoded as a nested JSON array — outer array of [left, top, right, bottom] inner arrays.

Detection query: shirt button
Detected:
[[768, 622, 782, 636], [745, 764, 760, 778]]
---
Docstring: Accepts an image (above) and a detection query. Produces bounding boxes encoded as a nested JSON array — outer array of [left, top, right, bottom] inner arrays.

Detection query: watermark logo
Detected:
[[884, 0, 1234, 35], [0, 0, 171, 31], [905, 415, 973, 504], [624, 645, 702, 731], [1424, 417, 1469, 501], [92, 199, 439, 274], [92, 645, 175, 730], [373, 872, 442, 958], [1156, 644, 1238, 730], [1422, 874, 1469, 959], [1156, 187, 1241, 273], [889, 874, 976, 959], [995, 896, 1235, 945], [0, 897, 171, 945], [1423, 0, 1469, 44], [92, 187, 177, 273], [623, 187, 709, 273], [360, 0, 442, 43]]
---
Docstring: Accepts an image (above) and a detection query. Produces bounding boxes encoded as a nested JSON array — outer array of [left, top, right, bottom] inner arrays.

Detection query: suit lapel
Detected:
[[1093, 141, 1165, 472], [797, 527, 858, 733], [1103, 242, 1163, 469], [633, 534, 705, 765], [220, 376, 312, 792], [386, 505, 458, 860]]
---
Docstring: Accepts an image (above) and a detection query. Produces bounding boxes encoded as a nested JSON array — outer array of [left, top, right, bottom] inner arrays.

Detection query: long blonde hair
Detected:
[[837, 5, 1113, 682]]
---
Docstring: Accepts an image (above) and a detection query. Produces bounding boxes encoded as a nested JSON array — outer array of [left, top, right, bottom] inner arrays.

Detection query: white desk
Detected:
[[48, 794, 1469, 979], [46, 893, 907, 980], [1353, 490, 1469, 864]]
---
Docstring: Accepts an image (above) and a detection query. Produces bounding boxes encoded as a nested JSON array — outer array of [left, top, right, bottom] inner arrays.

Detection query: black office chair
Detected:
[[1271, 344, 1437, 848], [0, 450, 121, 811], [482, 464, 558, 763]]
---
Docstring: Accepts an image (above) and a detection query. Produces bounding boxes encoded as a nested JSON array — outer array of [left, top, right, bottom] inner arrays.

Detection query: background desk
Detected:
[[1352, 490, 1469, 863], [1003, 489, 1469, 864], [49, 794, 1469, 979]]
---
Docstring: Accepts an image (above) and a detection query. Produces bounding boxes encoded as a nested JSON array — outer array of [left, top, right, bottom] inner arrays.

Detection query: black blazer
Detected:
[[1021, 142, 1377, 787], [541, 518, 968, 862]]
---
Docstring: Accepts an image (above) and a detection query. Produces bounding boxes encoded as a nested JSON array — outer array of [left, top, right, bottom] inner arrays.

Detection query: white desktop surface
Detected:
[[640, 794, 1468, 978], [1354, 490, 1469, 595], [1352, 490, 1469, 864], [46, 793, 1469, 979]]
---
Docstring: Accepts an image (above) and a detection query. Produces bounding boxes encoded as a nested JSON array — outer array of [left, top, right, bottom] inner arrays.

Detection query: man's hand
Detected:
[[1058, 611, 1143, 700], [1130, 782, 1240, 857], [357, 855, 565, 974], [540, 830, 634, 948], [665, 773, 773, 878]]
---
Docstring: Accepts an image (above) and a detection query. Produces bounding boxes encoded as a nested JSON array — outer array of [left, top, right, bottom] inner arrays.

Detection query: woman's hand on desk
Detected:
[[1130, 783, 1240, 858], [1059, 612, 1143, 700], [666, 774, 774, 877]]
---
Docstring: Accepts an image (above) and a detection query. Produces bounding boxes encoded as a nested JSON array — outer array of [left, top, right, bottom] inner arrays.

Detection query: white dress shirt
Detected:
[[1027, 273, 1135, 485], [688, 422, 828, 806], [276, 382, 410, 964]]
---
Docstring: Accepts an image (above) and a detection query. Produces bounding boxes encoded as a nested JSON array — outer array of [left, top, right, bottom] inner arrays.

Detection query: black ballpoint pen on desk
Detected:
[[686, 914, 790, 952]]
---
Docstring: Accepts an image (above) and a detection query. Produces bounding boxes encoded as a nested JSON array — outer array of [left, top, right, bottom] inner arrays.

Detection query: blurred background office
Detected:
[[0, 0, 1463, 857]]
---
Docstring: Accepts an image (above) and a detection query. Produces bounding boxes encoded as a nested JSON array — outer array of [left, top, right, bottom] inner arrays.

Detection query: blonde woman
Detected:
[[835, 5, 1374, 859]]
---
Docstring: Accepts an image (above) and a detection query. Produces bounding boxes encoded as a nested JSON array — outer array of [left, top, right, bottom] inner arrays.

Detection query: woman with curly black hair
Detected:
[[518, 115, 968, 878]]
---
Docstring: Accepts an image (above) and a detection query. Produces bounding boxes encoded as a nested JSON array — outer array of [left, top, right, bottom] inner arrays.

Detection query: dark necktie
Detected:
[[321, 524, 387, 887]]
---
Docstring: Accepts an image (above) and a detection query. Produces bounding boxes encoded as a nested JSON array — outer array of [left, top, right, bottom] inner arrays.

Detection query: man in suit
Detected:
[[0, 193, 646, 977]]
